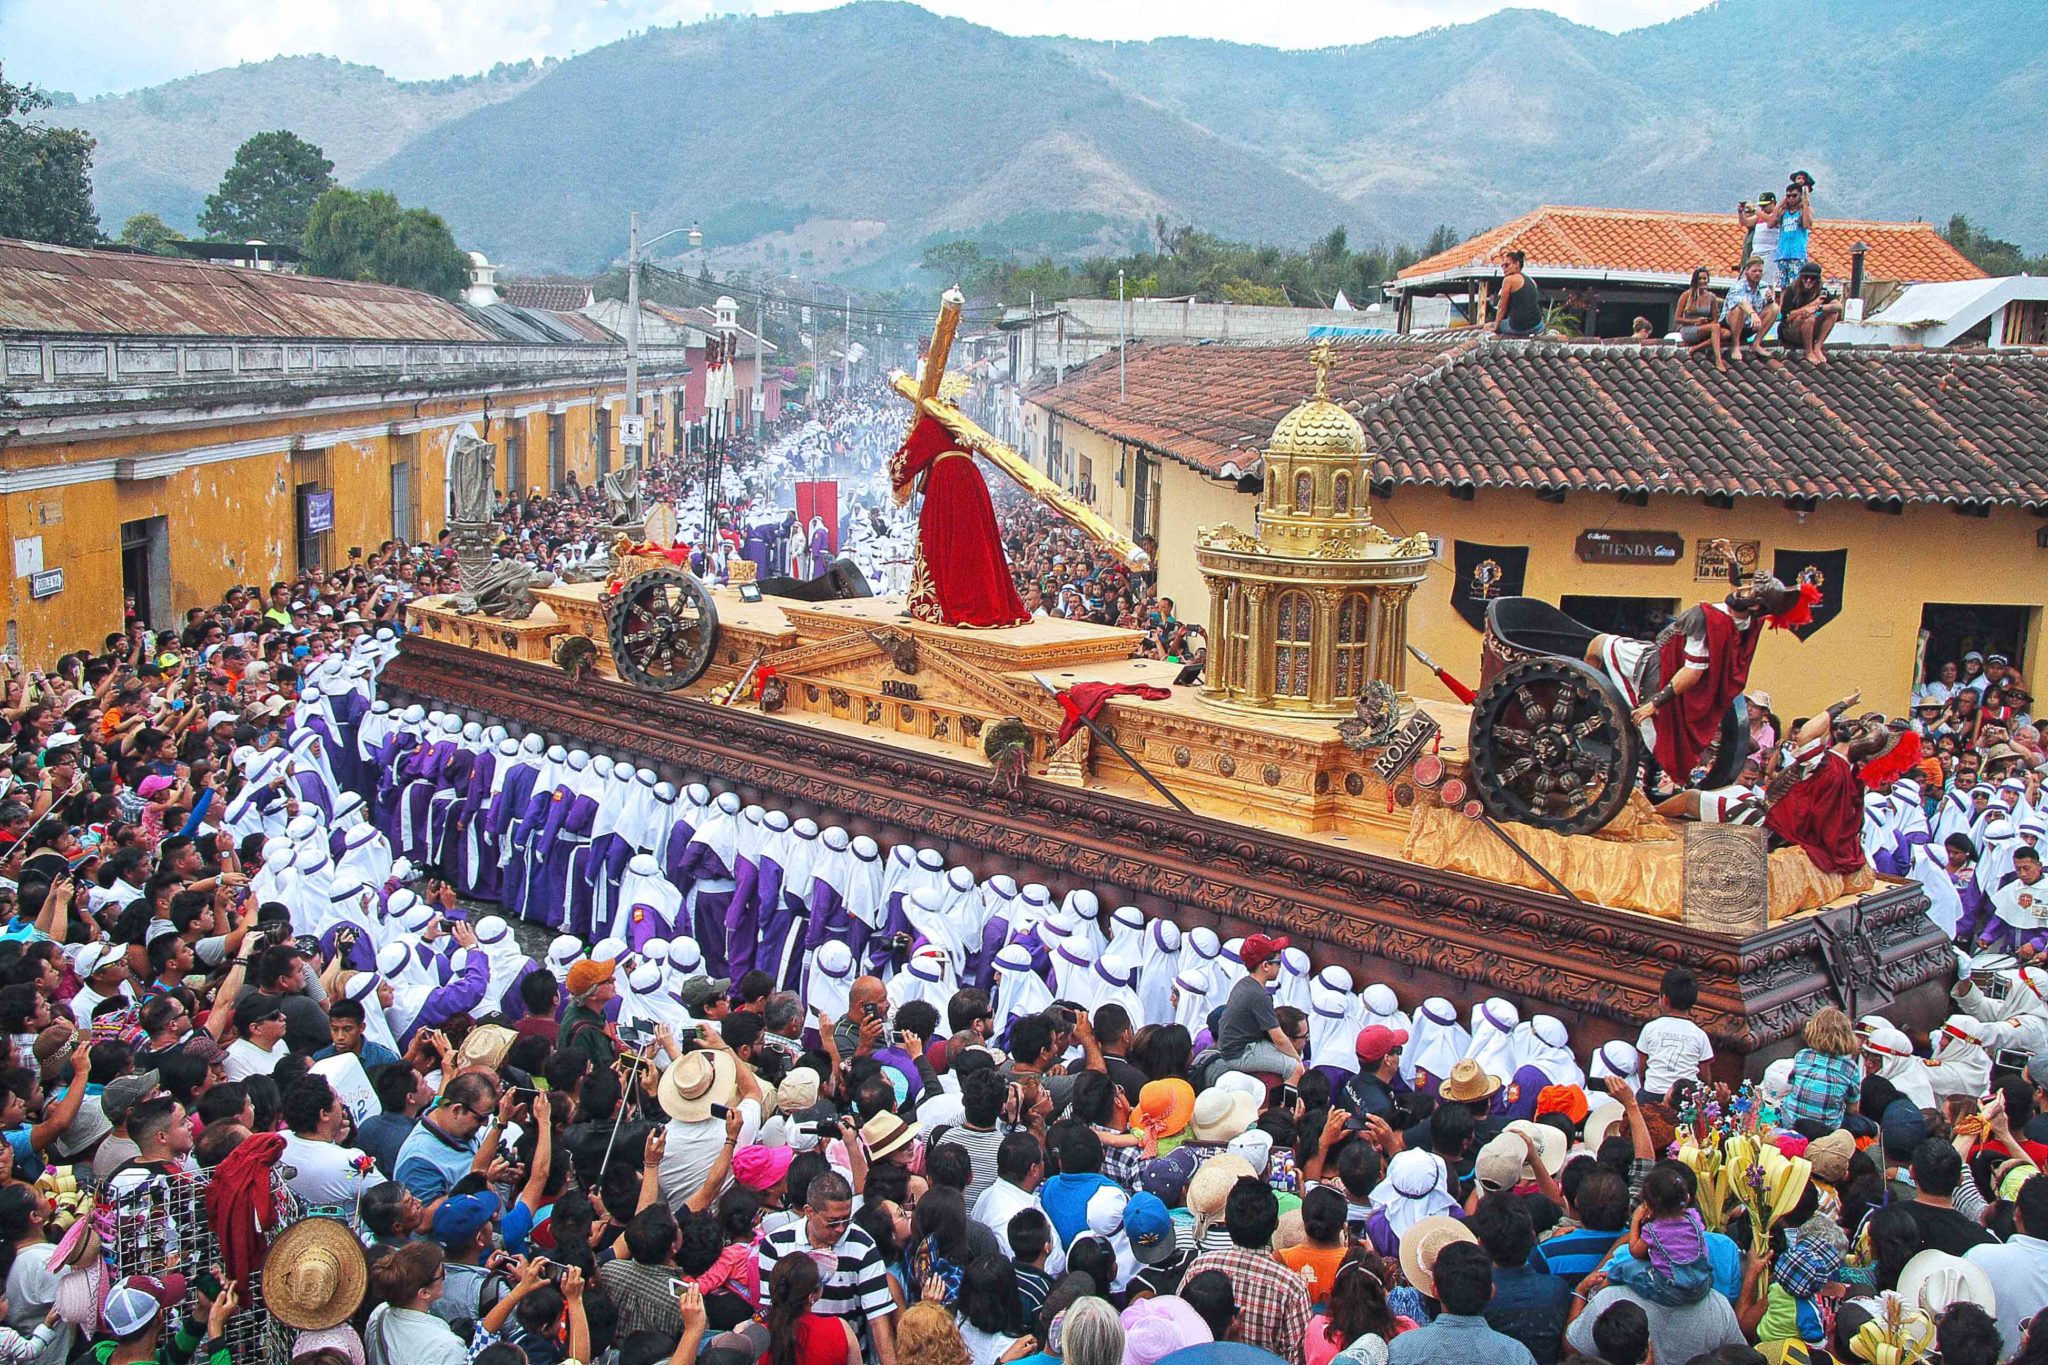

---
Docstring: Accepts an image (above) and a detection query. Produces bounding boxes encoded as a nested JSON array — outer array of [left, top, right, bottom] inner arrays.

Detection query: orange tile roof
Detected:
[[1395, 206, 1984, 286]]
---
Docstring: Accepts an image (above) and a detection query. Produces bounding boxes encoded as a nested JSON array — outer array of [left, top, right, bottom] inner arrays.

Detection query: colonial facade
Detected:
[[0, 239, 689, 661], [1018, 335, 2048, 720]]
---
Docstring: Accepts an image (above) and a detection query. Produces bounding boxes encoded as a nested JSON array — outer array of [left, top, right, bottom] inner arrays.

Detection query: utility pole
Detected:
[[625, 211, 643, 471], [1118, 267, 1127, 402]]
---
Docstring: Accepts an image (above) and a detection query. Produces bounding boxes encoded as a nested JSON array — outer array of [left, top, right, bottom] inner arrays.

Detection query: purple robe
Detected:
[[725, 853, 765, 981], [808, 525, 833, 577], [371, 734, 419, 842], [537, 794, 598, 934], [505, 785, 563, 923], [397, 953, 492, 1046], [328, 693, 370, 799], [486, 764, 542, 911], [672, 841, 736, 979], [398, 740, 456, 861], [425, 749, 478, 870], [572, 832, 632, 944], [290, 767, 335, 820], [455, 755, 502, 901], [622, 901, 673, 954]]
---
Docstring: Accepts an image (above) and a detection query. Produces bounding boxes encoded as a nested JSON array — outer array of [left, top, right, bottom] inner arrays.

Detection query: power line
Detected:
[[639, 262, 1006, 330]]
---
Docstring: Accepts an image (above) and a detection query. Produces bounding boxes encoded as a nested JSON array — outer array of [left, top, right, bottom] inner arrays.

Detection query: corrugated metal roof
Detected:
[[460, 303, 619, 346], [0, 237, 497, 342]]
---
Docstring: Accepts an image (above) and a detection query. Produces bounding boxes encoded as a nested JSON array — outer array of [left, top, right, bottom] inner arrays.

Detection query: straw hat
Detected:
[[1189, 1088, 1256, 1144], [455, 1024, 518, 1072], [1439, 1058, 1501, 1104], [1186, 1153, 1256, 1235], [1399, 1214, 1477, 1299], [860, 1111, 921, 1161], [264, 1218, 368, 1330], [657, 1050, 737, 1122], [1504, 1120, 1566, 1180]]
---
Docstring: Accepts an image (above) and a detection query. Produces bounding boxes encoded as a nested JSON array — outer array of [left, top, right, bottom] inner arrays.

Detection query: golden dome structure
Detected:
[[1195, 342, 1434, 717]]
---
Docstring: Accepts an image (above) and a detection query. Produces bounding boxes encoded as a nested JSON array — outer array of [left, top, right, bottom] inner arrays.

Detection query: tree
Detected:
[[117, 212, 182, 255], [198, 130, 335, 249], [302, 187, 470, 299], [0, 67, 99, 247], [1942, 214, 2048, 278]]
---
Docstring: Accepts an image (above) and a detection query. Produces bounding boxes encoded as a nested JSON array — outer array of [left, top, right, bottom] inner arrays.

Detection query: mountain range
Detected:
[[43, 0, 2048, 279]]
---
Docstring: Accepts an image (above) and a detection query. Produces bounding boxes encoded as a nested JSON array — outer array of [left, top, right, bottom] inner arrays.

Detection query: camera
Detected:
[[617, 1019, 658, 1049]]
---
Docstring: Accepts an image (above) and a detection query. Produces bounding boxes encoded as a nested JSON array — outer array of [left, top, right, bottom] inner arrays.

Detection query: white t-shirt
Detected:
[[1636, 1016, 1714, 1096], [225, 1037, 289, 1081], [656, 1099, 761, 1209], [280, 1131, 389, 1207], [6, 1241, 70, 1365]]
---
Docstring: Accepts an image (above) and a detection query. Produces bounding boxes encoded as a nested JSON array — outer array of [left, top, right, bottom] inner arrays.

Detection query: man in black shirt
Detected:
[[1341, 1025, 1407, 1119], [1093, 1003, 1149, 1106], [1903, 1138, 1995, 1255]]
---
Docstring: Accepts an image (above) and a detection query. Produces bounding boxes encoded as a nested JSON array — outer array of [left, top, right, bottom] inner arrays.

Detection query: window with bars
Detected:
[[1335, 593, 1373, 698], [1273, 589, 1314, 698]]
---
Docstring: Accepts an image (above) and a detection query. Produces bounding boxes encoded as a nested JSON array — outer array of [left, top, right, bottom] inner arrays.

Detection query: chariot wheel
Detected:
[[605, 568, 719, 691], [1468, 656, 1640, 835]]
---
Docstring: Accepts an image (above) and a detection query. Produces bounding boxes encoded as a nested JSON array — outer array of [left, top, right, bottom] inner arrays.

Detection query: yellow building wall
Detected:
[[2, 382, 648, 666], [1142, 457, 2046, 722]]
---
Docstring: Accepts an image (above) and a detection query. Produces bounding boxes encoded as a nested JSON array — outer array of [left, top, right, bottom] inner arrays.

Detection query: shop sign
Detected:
[[1574, 529, 1683, 565], [28, 568, 64, 600], [1695, 538, 1761, 580]]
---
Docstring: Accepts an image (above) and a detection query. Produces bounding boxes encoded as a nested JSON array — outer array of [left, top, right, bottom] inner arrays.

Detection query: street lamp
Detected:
[[624, 211, 704, 475]]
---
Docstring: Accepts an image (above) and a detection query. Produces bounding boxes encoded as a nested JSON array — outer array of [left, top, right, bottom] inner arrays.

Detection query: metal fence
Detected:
[[102, 1166, 307, 1365]]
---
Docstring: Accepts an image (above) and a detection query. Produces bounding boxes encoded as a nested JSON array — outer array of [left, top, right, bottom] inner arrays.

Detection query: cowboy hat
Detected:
[[657, 1050, 737, 1123], [1896, 1249, 1996, 1315], [1398, 1215, 1477, 1299], [262, 1217, 367, 1330]]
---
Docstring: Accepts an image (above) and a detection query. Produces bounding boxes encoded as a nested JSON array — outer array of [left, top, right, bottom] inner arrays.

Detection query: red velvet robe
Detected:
[[1766, 747, 1867, 873], [891, 416, 1029, 629], [1652, 603, 1761, 780]]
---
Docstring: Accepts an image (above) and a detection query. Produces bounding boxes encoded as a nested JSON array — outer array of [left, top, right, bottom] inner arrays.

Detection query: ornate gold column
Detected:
[[1243, 582, 1271, 707], [1309, 586, 1341, 710], [1380, 585, 1414, 693]]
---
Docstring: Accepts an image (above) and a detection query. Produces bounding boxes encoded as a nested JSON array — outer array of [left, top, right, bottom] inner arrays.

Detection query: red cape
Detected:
[[1653, 605, 1761, 779], [1766, 748, 1867, 873], [892, 417, 1029, 629]]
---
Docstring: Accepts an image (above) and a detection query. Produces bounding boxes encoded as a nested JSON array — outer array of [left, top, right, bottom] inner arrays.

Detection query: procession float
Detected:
[[387, 290, 1949, 1074]]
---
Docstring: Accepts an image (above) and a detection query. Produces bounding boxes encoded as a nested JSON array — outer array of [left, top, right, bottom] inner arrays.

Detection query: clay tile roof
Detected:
[[1396, 206, 1984, 285], [500, 282, 592, 312], [0, 236, 496, 342], [1027, 336, 2048, 507]]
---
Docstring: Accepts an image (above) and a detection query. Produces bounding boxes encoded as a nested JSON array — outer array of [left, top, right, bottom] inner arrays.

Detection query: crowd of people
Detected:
[[0, 379, 2041, 1365]]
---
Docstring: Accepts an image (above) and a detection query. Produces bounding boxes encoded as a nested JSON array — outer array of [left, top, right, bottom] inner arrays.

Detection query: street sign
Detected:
[[28, 568, 63, 600], [619, 416, 646, 445]]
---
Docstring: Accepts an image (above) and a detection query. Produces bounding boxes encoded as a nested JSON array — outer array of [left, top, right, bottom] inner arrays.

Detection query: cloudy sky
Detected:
[[4, 0, 1713, 98]]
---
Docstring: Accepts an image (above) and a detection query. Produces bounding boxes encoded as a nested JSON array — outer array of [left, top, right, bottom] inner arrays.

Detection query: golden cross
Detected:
[[1309, 339, 1336, 399]]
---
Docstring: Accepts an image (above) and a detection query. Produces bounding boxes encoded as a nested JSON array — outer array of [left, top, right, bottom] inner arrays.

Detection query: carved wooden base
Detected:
[[384, 638, 1955, 1074], [408, 598, 565, 664]]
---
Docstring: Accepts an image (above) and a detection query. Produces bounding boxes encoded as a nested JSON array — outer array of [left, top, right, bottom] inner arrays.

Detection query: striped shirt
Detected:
[[935, 1123, 1007, 1207], [757, 1220, 895, 1334]]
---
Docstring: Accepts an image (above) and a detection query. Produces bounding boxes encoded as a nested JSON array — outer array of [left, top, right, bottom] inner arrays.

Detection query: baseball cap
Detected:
[[232, 993, 285, 1034], [1239, 933, 1289, 974], [678, 975, 733, 1010], [431, 1191, 500, 1247], [101, 1070, 162, 1126], [103, 1273, 188, 1339], [1354, 1025, 1407, 1064], [1123, 1191, 1177, 1265], [2028, 1055, 2048, 1090]]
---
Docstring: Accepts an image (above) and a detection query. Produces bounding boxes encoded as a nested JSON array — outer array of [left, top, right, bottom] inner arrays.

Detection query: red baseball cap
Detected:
[[1354, 1025, 1409, 1063], [1240, 933, 1290, 973]]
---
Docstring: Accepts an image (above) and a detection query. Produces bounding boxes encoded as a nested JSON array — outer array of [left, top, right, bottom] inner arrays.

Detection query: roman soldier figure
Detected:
[[1762, 700, 1921, 874], [1583, 538, 1819, 795]]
